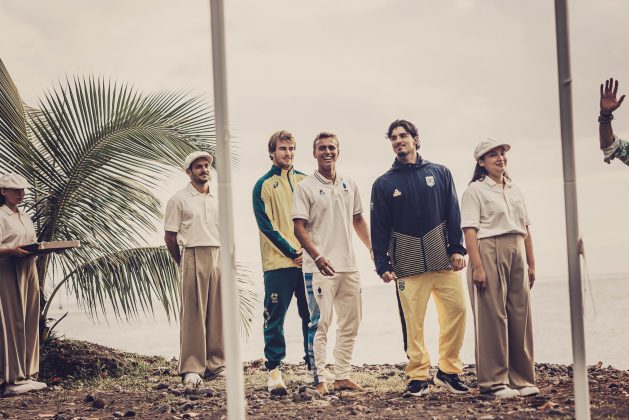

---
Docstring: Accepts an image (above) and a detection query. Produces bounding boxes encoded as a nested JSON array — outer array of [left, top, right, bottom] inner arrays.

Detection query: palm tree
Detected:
[[0, 59, 255, 339]]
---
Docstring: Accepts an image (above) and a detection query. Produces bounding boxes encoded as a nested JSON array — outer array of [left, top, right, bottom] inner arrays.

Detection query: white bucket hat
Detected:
[[183, 151, 214, 170], [473, 138, 511, 161], [0, 173, 30, 189]]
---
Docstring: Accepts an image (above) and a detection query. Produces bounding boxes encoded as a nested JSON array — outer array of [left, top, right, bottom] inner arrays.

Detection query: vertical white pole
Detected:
[[209, 0, 246, 419], [553, 1, 591, 418]]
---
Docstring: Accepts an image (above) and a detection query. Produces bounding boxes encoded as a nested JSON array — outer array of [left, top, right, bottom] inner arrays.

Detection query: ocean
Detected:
[[50, 275, 629, 370]]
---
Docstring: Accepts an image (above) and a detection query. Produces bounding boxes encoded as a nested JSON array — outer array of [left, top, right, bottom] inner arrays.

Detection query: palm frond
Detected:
[[48, 246, 180, 322], [44, 246, 256, 336], [26, 77, 214, 248], [0, 61, 255, 337], [0, 59, 33, 173]]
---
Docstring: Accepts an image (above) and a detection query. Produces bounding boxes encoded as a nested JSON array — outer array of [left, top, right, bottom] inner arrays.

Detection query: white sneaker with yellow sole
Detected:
[[267, 368, 288, 396]]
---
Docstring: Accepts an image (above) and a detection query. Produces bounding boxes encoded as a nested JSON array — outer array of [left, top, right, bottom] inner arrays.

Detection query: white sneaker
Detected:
[[183, 372, 203, 387], [26, 379, 47, 391], [518, 386, 540, 396], [304, 369, 335, 384], [4, 382, 33, 395], [267, 368, 288, 396], [481, 386, 519, 399]]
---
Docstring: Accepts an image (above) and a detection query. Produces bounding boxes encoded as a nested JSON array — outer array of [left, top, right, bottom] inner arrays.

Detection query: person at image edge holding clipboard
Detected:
[[0, 173, 48, 395]]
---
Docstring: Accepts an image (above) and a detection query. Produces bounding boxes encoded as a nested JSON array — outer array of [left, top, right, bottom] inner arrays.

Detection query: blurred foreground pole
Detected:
[[209, 0, 246, 419], [553, 1, 591, 419]]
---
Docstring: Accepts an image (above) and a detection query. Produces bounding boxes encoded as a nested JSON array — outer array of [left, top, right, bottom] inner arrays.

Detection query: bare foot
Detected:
[[334, 379, 363, 391], [315, 381, 329, 395]]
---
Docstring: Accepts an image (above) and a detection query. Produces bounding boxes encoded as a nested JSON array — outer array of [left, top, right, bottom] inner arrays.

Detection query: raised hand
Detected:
[[600, 78, 626, 115]]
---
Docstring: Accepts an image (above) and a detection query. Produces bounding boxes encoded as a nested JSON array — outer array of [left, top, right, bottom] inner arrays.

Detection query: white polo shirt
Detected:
[[0, 205, 37, 248], [460, 176, 529, 239], [292, 171, 363, 273], [164, 178, 220, 247]]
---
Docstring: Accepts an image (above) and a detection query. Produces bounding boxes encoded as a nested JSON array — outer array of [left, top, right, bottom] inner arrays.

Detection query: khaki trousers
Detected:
[[178, 246, 224, 377], [396, 270, 466, 380], [311, 271, 362, 382], [467, 234, 535, 392], [0, 256, 40, 385]]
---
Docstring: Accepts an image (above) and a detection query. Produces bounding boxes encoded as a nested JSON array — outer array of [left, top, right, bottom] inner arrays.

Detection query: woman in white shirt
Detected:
[[460, 139, 539, 400], [0, 173, 47, 395]]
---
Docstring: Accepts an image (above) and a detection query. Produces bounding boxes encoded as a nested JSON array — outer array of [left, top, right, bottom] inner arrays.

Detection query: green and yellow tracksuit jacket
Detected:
[[252, 165, 307, 272]]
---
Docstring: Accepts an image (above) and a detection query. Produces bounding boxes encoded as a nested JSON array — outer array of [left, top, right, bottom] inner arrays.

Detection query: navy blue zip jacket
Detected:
[[370, 154, 466, 278]]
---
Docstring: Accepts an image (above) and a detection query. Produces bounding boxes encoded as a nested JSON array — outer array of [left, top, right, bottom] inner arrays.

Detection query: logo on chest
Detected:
[[425, 176, 435, 187], [319, 189, 325, 195], [393, 189, 402, 198], [272, 181, 279, 188]]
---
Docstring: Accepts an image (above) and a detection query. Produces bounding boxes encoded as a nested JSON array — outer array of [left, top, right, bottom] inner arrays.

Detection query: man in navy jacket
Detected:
[[370, 119, 469, 397]]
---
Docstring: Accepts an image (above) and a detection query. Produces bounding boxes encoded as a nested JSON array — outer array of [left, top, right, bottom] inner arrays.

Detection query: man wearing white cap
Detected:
[[0, 173, 48, 395], [164, 151, 224, 386]]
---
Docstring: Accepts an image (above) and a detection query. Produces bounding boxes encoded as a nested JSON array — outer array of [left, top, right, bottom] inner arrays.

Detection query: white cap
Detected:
[[473, 138, 511, 161], [0, 173, 30, 189], [183, 151, 214, 170]]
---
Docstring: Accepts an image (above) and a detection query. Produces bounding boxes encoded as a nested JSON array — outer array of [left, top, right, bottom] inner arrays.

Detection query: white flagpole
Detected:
[[553, 1, 591, 418], [209, 0, 246, 419]]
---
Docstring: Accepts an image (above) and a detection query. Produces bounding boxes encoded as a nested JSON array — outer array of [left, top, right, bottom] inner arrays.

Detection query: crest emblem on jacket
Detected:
[[425, 176, 435, 187], [393, 189, 402, 197]]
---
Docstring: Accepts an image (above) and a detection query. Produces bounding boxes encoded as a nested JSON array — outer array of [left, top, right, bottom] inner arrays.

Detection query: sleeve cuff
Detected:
[[460, 221, 479, 229], [376, 261, 394, 276], [291, 213, 309, 221], [447, 245, 467, 256], [164, 225, 180, 232], [603, 135, 621, 163]]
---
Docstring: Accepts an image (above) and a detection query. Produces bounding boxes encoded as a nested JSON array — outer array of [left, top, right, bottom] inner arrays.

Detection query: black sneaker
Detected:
[[433, 369, 469, 394], [404, 380, 430, 397]]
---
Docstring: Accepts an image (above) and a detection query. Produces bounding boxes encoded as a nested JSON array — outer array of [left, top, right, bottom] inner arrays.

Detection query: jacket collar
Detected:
[[270, 165, 296, 176], [391, 153, 429, 170]]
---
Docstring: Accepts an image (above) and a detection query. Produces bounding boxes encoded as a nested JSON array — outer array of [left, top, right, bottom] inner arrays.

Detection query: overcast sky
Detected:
[[2, 0, 629, 284]]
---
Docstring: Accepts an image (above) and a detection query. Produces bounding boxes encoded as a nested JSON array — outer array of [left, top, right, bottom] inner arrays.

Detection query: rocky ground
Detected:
[[0, 338, 627, 419]]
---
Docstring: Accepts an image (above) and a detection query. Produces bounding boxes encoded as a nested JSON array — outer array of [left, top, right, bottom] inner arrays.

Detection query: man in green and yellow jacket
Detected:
[[252, 130, 310, 395]]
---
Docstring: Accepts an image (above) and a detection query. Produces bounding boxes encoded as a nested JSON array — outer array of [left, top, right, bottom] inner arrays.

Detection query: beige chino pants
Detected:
[[467, 234, 535, 392], [0, 256, 40, 386], [178, 246, 224, 377], [312, 271, 362, 382]]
